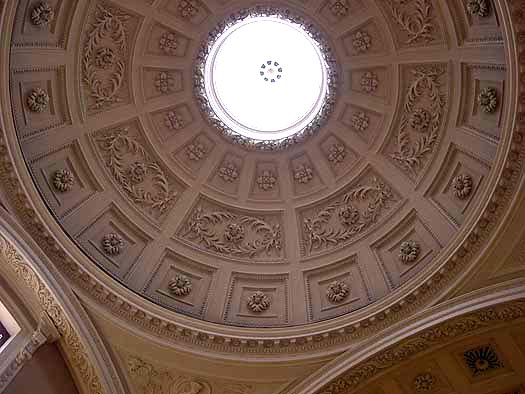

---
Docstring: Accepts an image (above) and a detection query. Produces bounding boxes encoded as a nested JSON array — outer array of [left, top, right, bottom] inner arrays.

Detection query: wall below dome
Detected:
[[4, 343, 79, 394]]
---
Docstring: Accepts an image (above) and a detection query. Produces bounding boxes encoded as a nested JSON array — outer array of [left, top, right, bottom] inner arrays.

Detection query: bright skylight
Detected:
[[204, 16, 328, 141]]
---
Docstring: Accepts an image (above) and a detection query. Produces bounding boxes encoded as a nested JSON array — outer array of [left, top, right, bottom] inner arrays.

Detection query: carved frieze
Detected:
[[300, 174, 398, 255], [178, 199, 283, 260], [93, 125, 181, 220], [389, 65, 448, 179], [82, 4, 137, 113]]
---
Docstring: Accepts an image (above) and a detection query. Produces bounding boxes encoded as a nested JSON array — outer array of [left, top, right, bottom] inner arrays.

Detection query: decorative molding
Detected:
[[0, 236, 105, 394], [316, 300, 525, 394]]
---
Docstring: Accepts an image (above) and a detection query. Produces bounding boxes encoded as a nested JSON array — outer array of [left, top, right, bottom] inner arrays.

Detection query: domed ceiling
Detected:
[[1, 0, 520, 342]]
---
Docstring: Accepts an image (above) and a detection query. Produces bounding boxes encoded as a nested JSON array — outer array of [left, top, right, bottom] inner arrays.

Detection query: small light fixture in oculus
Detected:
[[195, 7, 337, 151]]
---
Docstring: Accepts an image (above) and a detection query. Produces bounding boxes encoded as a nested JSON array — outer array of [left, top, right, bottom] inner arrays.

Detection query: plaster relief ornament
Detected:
[[128, 162, 147, 184], [410, 108, 431, 132], [360, 71, 379, 94], [182, 207, 282, 258], [385, 0, 434, 44], [31, 2, 55, 27], [164, 111, 185, 131], [101, 233, 124, 256], [463, 345, 503, 376], [399, 240, 420, 263], [95, 127, 178, 217], [159, 32, 179, 55], [218, 162, 239, 182], [168, 274, 192, 296], [328, 144, 346, 164], [328, 0, 350, 17], [352, 31, 372, 54], [82, 5, 129, 110], [155, 72, 175, 94], [178, 0, 199, 18], [303, 177, 394, 253], [224, 223, 245, 244], [467, 0, 490, 17], [413, 373, 435, 392], [52, 169, 75, 192], [257, 170, 277, 191], [478, 87, 498, 113], [391, 66, 446, 176], [94, 47, 118, 69], [351, 111, 370, 132], [247, 291, 270, 313], [339, 204, 360, 226], [186, 143, 206, 161], [326, 280, 350, 303], [27, 88, 49, 113], [294, 164, 314, 184], [452, 174, 473, 200]]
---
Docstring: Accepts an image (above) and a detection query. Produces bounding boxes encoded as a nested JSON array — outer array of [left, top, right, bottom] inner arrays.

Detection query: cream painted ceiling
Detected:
[[1, 0, 522, 355]]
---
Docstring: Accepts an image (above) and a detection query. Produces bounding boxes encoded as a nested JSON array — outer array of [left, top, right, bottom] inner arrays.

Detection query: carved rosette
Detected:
[[328, 0, 349, 17], [159, 32, 179, 55], [82, 5, 129, 110], [413, 373, 435, 392], [95, 127, 178, 218], [27, 88, 49, 113], [399, 240, 420, 263], [327, 144, 346, 164], [410, 108, 431, 133], [178, 0, 200, 18], [352, 31, 371, 54], [247, 291, 270, 313], [164, 111, 185, 130], [218, 162, 239, 182], [101, 233, 124, 255], [186, 143, 206, 161], [155, 72, 175, 94], [467, 0, 490, 17], [257, 170, 277, 191], [294, 164, 314, 184], [360, 72, 379, 93], [31, 2, 55, 27], [168, 274, 192, 296], [351, 111, 370, 132], [452, 174, 473, 200], [478, 87, 498, 113], [391, 66, 446, 177], [182, 207, 282, 258], [326, 280, 350, 303], [303, 177, 395, 254], [52, 169, 75, 192]]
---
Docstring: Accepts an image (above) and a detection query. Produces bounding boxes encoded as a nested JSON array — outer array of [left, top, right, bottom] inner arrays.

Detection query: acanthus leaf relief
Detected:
[[95, 127, 179, 217], [82, 5, 129, 111], [181, 207, 282, 258], [385, 0, 435, 45], [391, 66, 446, 177], [302, 177, 395, 254]]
